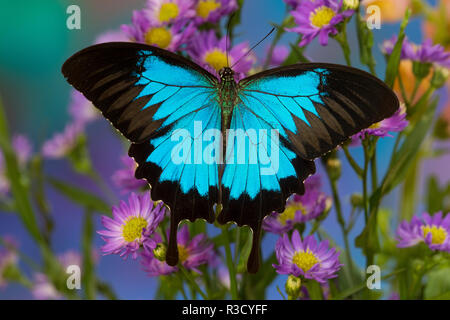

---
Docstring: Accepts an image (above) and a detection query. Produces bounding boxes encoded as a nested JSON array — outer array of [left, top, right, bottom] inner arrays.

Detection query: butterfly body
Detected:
[[62, 42, 399, 273]]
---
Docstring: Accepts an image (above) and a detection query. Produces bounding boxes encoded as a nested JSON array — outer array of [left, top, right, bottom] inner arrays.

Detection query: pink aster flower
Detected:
[[141, 225, 216, 275], [121, 10, 195, 52], [263, 176, 330, 234], [193, 0, 237, 24], [68, 90, 100, 125], [112, 156, 148, 194], [286, 0, 354, 47], [396, 212, 450, 252], [0, 134, 32, 196], [187, 30, 255, 79], [98, 192, 166, 259], [351, 103, 408, 141], [266, 45, 290, 67], [41, 122, 84, 159], [144, 0, 195, 25], [273, 231, 343, 283]]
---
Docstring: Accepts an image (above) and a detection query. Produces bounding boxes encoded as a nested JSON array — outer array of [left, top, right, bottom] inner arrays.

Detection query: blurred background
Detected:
[[0, 0, 448, 299]]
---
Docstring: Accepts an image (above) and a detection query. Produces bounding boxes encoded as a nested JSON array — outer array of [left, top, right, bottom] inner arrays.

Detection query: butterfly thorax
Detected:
[[218, 67, 239, 130]]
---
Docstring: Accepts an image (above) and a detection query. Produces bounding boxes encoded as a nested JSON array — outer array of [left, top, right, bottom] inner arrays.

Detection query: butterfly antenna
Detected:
[[231, 27, 275, 69], [226, 13, 235, 68]]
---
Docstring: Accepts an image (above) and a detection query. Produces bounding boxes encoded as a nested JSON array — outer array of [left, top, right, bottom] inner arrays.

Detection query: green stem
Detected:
[[342, 146, 363, 177], [370, 140, 378, 191], [88, 170, 118, 204], [179, 265, 208, 300], [336, 22, 352, 66], [222, 225, 239, 299], [362, 141, 370, 223], [324, 167, 355, 286]]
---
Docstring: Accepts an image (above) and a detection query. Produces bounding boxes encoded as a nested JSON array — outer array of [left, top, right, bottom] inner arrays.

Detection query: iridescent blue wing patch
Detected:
[[62, 42, 220, 266], [239, 63, 399, 159]]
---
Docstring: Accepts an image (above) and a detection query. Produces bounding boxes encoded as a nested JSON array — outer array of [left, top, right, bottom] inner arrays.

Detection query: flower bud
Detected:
[[153, 243, 167, 261], [326, 158, 341, 181], [285, 275, 302, 300], [412, 61, 431, 79], [350, 193, 364, 208], [343, 0, 359, 10], [431, 67, 449, 89]]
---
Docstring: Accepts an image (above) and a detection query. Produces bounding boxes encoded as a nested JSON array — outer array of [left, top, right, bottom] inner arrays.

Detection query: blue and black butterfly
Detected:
[[62, 42, 399, 273]]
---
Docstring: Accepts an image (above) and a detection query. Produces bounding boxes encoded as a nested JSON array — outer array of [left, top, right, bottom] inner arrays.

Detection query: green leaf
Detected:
[[426, 176, 443, 215], [378, 97, 437, 197], [356, 13, 376, 73], [384, 9, 411, 88], [47, 177, 111, 215], [82, 210, 96, 299], [355, 207, 380, 256], [424, 268, 450, 299]]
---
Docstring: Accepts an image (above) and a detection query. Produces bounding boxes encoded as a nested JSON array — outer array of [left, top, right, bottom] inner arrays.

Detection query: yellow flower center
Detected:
[[178, 244, 189, 263], [310, 6, 336, 28], [159, 3, 179, 23], [196, 0, 221, 19], [278, 203, 307, 225], [369, 122, 381, 129], [145, 27, 172, 49], [422, 225, 448, 245], [122, 217, 148, 243], [204, 49, 228, 72], [292, 250, 319, 272]]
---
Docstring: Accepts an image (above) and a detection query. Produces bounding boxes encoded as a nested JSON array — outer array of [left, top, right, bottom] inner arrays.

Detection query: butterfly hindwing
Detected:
[[62, 42, 221, 266]]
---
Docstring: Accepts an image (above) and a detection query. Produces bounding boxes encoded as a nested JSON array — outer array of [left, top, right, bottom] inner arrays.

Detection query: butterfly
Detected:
[[62, 42, 399, 273]]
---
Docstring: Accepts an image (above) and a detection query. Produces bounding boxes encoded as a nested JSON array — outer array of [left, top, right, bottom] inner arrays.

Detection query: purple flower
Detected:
[[218, 266, 242, 289], [141, 247, 178, 276], [396, 212, 450, 252], [284, 0, 303, 8], [41, 122, 84, 159], [267, 45, 289, 67], [193, 0, 237, 24], [31, 250, 82, 300], [144, 0, 195, 25], [12, 134, 32, 166], [68, 90, 100, 125], [171, 225, 216, 273], [31, 273, 61, 300], [286, 0, 354, 47], [141, 226, 216, 275], [383, 36, 450, 68], [351, 103, 408, 141], [121, 10, 195, 51], [273, 231, 343, 283], [111, 156, 148, 194], [187, 30, 255, 79], [263, 176, 330, 234], [97, 192, 167, 259], [0, 237, 18, 288]]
